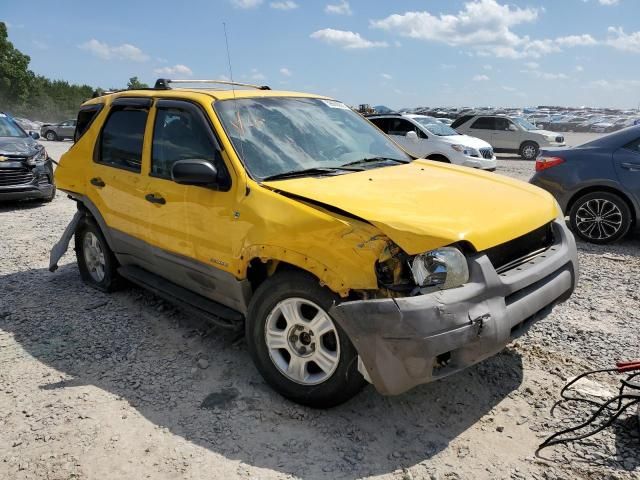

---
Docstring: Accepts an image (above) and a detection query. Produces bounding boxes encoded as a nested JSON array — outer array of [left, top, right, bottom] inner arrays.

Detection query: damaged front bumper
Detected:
[[330, 220, 578, 396]]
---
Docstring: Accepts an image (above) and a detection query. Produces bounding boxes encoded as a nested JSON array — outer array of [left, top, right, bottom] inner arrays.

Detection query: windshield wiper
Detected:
[[261, 167, 349, 181], [341, 156, 409, 167]]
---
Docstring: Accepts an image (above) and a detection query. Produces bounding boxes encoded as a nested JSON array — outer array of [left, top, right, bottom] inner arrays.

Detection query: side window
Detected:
[[75, 105, 103, 142], [388, 119, 416, 136], [470, 117, 496, 130], [99, 108, 148, 172], [369, 118, 389, 133], [151, 104, 218, 179], [495, 118, 510, 131], [624, 137, 640, 154]]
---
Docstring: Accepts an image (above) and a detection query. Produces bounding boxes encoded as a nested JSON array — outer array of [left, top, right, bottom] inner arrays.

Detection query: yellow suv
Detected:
[[51, 79, 578, 407]]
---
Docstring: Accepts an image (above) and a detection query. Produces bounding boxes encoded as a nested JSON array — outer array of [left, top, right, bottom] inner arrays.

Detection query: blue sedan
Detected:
[[530, 126, 640, 244]]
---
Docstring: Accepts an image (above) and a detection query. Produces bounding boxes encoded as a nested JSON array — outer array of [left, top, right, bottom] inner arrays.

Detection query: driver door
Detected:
[[386, 118, 426, 156]]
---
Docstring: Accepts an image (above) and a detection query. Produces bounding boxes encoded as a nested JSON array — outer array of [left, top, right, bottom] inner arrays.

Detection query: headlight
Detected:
[[450, 144, 480, 157], [410, 247, 469, 290], [545, 135, 557, 142], [26, 148, 47, 166]]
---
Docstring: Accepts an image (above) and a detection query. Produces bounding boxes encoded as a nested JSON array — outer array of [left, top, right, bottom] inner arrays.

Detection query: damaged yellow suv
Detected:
[[52, 79, 578, 407]]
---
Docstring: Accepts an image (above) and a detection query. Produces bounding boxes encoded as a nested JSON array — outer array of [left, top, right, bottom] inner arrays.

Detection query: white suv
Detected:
[[368, 114, 497, 170], [452, 115, 566, 160]]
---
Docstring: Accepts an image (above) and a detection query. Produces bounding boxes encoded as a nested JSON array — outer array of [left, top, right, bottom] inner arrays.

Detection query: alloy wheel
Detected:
[[83, 231, 106, 282], [575, 198, 623, 241], [264, 297, 340, 385]]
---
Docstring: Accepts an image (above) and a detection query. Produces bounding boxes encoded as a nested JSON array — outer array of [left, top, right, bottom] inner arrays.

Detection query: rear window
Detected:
[[75, 105, 103, 142], [450, 115, 474, 129], [98, 108, 148, 172]]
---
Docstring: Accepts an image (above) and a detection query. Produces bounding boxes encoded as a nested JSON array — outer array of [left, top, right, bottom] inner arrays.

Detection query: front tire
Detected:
[[75, 218, 121, 291], [246, 271, 366, 408], [519, 141, 539, 160], [568, 191, 632, 244]]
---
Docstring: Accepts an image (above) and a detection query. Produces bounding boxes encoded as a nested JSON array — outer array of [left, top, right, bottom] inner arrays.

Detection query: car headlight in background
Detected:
[[545, 135, 557, 142], [450, 144, 480, 157], [410, 247, 469, 290], [26, 148, 47, 166]]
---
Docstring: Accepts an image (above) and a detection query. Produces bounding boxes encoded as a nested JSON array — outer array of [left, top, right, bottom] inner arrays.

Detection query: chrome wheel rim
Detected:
[[46, 132, 55, 140], [523, 145, 537, 159], [264, 298, 340, 385], [575, 199, 623, 241], [83, 232, 106, 282]]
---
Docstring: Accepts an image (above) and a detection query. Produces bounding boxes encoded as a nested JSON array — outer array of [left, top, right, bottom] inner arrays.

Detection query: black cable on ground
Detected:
[[538, 366, 640, 455]]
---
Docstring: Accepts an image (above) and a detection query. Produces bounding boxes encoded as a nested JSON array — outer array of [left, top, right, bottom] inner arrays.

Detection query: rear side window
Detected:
[[470, 117, 496, 130], [450, 115, 473, 129], [151, 104, 218, 179], [495, 117, 511, 131], [624, 137, 640, 154], [369, 117, 389, 133], [99, 108, 148, 172], [75, 105, 103, 142]]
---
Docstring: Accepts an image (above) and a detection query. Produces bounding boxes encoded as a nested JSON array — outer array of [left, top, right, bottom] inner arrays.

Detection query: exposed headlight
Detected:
[[410, 247, 469, 290], [451, 144, 480, 157], [26, 148, 47, 166]]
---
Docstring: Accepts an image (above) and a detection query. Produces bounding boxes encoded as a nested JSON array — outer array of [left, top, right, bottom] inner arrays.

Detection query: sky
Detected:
[[3, 0, 640, 109]]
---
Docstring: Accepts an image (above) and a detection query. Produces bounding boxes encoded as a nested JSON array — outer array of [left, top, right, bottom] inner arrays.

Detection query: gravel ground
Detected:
[[1, 136, 639, 480]]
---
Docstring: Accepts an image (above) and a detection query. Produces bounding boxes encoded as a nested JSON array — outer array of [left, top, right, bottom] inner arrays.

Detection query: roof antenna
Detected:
[[223, 21, 248, 192]]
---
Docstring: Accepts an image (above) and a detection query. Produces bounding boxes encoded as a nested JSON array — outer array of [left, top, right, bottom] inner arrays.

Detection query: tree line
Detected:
[[0, 22, 148, 122]]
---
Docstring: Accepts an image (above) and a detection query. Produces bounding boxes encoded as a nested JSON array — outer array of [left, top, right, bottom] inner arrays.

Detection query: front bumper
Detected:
[[461, 156, 497, 170], [330, 220, 578, 395], [0, 161, 55, 201]]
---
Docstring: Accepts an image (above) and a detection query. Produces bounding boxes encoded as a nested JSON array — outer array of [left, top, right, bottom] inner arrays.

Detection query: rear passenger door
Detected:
[[613, 136, 640, 205], [492, 117, 519, 150], [87, 97, 151, 253], [468, 117, 496, 145]]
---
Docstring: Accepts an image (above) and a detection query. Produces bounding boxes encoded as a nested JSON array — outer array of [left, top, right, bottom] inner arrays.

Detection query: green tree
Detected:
[[127, 76, 148, 89], [0, 22, 33, 108]]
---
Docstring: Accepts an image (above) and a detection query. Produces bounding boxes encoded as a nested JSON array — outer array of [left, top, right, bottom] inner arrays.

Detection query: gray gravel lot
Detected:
[[1, 136, 639, 480]]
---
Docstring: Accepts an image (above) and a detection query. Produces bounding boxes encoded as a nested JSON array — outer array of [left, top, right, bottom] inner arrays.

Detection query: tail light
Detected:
[[536, 156, 564, 172]]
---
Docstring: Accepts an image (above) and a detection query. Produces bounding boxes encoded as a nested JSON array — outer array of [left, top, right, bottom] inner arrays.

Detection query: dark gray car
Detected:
[[40, 119, 76, 141], [530, 126, 640, 244]]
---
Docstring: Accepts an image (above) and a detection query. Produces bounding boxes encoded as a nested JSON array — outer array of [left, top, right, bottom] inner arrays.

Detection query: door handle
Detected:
[[145, 193, 166, 205], [621, 162, 640, 171], [90, 177, 105, 187]]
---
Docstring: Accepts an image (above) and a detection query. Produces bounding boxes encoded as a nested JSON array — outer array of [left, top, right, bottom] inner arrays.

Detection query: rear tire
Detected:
[[75, 218, 121, 291], [568, 191, 632, 244], [519, 142, 539, 160], [45, 131, 58, 141], [246, 271, 366, 408]]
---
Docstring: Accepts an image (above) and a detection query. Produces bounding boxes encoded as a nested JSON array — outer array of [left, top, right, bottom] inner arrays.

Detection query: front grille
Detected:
[[0, 168, 35, 186], [479, 147, 494, 159], [556, 136, 564, 143], [484, 223, 554, 273]]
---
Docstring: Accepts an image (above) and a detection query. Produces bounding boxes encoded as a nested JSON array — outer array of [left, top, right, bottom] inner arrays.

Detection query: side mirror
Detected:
[[405, 130, 419, 142], [171, 159, 219, 187], [508, 124, 518, 132], [29, 131, 40, 140]]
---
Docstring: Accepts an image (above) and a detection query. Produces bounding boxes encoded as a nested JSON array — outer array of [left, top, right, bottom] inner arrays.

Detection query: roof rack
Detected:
[[154, 78, 271, 91]]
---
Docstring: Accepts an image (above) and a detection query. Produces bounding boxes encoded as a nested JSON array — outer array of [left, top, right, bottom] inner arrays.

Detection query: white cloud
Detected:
[[502, 86, 517, 92], [524, 61, 540, 69], [473, 74, 490, 81], [79, 39, 149, 62], [381, 73, 392, 80], [231, 0, 263, 8], [483, 64, 493, 70], [588, 78, 640, 89], [310, 29, 388, 49], [521, 69, 568, 80], [325, 1, 352, 15], [576, 65, 584, 72], [606, 26, 640, 53], [370, 0, 601, 59], [599, 0, 619, 5], [153, 64, 193, 76], [270, 1, 298, 10], [279, 67, 292, 76]]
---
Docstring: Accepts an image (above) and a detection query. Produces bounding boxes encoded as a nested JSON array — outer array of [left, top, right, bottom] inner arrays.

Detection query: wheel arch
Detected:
[[426, 153, 451, 163]]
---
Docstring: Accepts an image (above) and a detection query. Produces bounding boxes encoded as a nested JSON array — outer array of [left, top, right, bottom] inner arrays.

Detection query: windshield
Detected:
[[214, 97, 410, 180], [0, 114, 27, 138], [512, 117, 539, 131], [413, 117, 459, 136]]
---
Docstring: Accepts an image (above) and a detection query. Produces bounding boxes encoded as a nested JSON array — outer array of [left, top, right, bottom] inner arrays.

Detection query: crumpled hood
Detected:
[[263, 161, 558, 254], [0, 137, 40, 157]]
